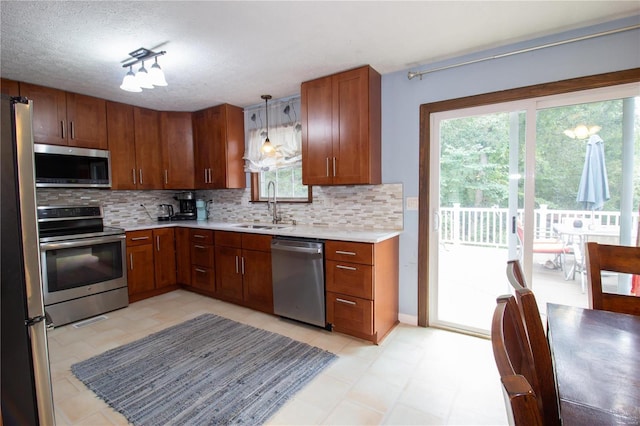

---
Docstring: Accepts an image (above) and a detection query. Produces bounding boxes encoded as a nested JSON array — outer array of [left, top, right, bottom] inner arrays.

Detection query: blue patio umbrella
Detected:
[[576, 134, 610, 210]]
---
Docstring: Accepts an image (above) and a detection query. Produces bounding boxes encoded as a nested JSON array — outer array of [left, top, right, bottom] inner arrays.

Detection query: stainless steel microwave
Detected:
[[34, 144, 111, 188]]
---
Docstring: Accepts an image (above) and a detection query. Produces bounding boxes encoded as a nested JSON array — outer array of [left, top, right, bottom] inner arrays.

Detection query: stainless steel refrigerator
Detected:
[[1, 94, 56, 425]]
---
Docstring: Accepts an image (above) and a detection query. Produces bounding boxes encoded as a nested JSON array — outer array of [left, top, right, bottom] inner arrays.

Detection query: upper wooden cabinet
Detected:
[[19, 83, 107, 149], [160, 111, 194, 189], [192, 103, 245, 189], [1, 78, 20, 97], [107, 102, 163, 189], [301, 65, 381, 185]]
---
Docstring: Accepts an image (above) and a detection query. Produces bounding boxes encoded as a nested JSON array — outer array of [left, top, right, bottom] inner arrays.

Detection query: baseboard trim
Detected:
[[398, 313, 418, 326]]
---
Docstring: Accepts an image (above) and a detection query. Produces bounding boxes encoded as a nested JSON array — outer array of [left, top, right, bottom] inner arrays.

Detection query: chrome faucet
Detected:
[[267, 180, 282, 224]]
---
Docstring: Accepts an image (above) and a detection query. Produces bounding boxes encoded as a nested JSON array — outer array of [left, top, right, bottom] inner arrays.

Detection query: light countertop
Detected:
[[123, 220, 401, 243]]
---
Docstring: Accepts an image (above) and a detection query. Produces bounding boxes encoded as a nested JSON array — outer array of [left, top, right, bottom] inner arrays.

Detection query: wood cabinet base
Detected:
[[129, 285, 179, 303]]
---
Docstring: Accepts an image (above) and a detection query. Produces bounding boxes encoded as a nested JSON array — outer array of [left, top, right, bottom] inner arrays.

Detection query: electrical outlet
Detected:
[[406, 197, 419, 211]]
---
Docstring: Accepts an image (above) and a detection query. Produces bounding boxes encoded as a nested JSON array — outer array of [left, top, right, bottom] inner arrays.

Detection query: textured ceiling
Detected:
[[1, 1, 638, 111]]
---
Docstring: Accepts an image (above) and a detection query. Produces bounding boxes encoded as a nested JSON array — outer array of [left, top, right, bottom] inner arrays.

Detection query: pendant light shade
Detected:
[[149, 57, 168, 87], [120, 66, 142, 92], [260, 94, 275, 155], [135, 62, 154, 89]]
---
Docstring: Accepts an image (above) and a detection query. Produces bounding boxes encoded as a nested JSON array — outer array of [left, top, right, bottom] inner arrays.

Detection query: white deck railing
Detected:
[[440, 204, 631, 248]]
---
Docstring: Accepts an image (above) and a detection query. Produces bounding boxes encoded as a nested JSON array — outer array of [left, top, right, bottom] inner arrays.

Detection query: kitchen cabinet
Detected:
[[192, 104, 245, 189], [215, 231, 273, 313], [19, 82, 107, 149], [190, 229, 215, 293], [325, 237, 398, 344], [126, 230, 156, 298], [126, 229, 178, 302], [1, 78, 19, 97], [175, 227, 192, 286], [301, 65, 381, 185], [153, 228, 176, 289], [107, 102, 164, 189], [160, 111, 194, 189]]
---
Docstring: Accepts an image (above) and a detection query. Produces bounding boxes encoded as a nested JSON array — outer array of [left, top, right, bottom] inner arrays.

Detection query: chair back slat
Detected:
[[585, 242, 640, 316], [491, 295, 544, 424], [501, 375, 543, 426], [506, 260, 527, 290], [515, 288, 560, 426]]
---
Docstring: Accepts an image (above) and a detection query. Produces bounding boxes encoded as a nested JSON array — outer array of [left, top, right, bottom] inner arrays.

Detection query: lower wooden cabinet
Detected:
[[189, 229, 215, 293], [175, 227, 191, 285], [214, 231, 273, 313], [325, 237, 399, 344], [126, 228, 177, 302]]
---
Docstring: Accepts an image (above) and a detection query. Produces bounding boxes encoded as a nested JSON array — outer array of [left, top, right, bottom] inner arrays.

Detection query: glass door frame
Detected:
[[417, 69, 640, 330]]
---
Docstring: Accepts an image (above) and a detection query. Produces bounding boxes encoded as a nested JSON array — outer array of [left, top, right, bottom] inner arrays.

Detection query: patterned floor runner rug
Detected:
[[72, 314, 337, 425]]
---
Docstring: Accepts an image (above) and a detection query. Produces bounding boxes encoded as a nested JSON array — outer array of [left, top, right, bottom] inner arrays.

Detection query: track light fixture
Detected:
[[120, 47, 167, 92]]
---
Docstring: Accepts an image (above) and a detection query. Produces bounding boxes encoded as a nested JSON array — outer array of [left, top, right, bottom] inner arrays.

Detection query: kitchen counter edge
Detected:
[[121, 221, 401, 244]]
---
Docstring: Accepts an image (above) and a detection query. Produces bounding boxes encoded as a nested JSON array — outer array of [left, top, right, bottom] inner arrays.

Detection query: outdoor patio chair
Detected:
[[506, 259, 527, 290], [516, 223, 570, 272], [585, 242, 640, 316]]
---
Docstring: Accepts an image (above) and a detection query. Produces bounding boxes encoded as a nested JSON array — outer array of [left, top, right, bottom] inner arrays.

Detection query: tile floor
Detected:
[[48, 290, 508, 425]]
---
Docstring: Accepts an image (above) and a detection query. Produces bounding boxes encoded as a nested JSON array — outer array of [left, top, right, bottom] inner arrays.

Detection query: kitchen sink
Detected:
[[232, 224, 290, 230]]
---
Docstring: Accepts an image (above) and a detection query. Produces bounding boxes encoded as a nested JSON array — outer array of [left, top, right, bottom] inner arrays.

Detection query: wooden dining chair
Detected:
[[585, 242, 640, 316], [506, 259, 527, 290], [514, 288, 560, 426], [500, 374, 543, 426], [491, 295, 544, 425]]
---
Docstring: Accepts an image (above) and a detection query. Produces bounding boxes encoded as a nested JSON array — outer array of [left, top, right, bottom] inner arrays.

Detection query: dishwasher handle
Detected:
[[271, 241, 322, 255]]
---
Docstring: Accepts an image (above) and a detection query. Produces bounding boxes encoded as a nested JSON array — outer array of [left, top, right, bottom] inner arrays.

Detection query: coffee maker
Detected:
[[172, 191, 196, 220]]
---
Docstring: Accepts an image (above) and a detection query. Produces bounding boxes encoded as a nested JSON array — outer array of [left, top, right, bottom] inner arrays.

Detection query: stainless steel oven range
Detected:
[[38, 206, 128, 326]]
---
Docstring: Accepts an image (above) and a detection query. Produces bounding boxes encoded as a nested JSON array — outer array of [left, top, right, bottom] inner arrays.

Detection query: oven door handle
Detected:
[[40, 234, 125, 251]]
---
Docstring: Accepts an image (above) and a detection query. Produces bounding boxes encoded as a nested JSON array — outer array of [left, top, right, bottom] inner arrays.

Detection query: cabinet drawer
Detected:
[[190, 229, 214, 245], [191, 243, 214, 268], [325, 240, 373, 264], [191, 265, 214, 292], [242, 233, 272, 251], [326, 292, 373, 336], [326, 260, 373, 299], [215, 231, 242, 248], [126, 230, 153, 246]]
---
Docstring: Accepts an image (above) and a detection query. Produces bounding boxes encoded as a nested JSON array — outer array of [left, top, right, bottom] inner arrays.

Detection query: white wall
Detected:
[[381, 16, 640, 319]]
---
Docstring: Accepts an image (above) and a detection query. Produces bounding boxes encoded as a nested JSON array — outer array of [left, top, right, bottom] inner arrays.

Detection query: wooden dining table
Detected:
[[546, 303, 640, 425]]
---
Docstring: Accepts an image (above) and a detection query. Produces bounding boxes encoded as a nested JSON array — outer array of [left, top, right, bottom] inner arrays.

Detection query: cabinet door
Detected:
[[326, 291, 373, 336], [243, 249, 273, 313], [153, 228, 176, 289], [192, 108, 214, 189], [160, 111, 194, 189], [19, 83, 67, 145], [211, 104, 245, 189], [175, 227, 191, 286], [214, 246, 244, 302], [66, 93, 107, 149], [331, 68, 371, 185], [1, 78, 19, 97], [301, 75, 334, 185], [127, 244, 155, 295], [133, 107, 163, 189], [107, 102, 137, 189]]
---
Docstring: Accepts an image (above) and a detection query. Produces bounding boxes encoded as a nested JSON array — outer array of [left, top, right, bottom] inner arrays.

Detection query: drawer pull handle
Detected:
[[193, 234, 206, 239], [130, 236, 149, 241], [129, 253, 133, 270], [336, 298, 356, 306], [194, 245, 206, 249], [335, 250, 356, 256], [336, 265, 357, 271], [195, 268, 207, 273]]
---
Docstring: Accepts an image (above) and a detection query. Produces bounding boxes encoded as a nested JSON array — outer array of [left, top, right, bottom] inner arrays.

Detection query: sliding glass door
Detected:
[[428, 84, 639, 336]]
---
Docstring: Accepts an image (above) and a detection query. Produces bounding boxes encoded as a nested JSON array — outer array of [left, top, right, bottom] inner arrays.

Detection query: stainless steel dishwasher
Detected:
[[271, 236, 327, 328]]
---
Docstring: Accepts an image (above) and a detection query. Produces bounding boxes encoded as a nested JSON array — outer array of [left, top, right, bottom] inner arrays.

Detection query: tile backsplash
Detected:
[[36, 183, 403, 230]]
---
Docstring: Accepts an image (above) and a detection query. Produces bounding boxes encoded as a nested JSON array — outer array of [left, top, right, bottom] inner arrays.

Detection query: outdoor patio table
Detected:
[[546, 303, 640, 425]]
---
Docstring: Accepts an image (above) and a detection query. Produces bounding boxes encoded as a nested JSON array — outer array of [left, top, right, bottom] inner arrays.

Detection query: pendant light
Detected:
[[149, 57, 168, 86], [261, 94, 275, 154], [120, 65, 142, 92], [135, 61, 154, 89]]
